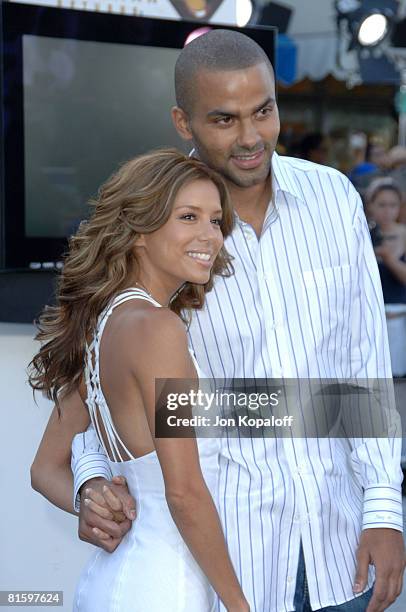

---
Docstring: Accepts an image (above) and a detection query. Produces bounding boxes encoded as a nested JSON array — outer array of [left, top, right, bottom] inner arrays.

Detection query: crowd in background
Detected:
[[284, 132, 406, 377]]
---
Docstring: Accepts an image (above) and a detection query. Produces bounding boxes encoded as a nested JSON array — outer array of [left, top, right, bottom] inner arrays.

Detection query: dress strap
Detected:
[[85, 288, 161, 462]]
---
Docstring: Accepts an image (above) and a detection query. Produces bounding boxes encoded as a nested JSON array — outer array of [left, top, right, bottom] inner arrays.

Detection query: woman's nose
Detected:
[[198, 220, 220, 242]]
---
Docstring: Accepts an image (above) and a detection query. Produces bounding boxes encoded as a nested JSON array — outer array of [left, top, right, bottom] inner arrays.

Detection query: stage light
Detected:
[[236, 0, 253, 27], [336, 0, 398, 50], [357, 12, 389, 46]]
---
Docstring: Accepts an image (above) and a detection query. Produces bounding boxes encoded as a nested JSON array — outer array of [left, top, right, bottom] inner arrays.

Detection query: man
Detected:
[[298, 132, 329, 166], [69, 30, 405, 611]]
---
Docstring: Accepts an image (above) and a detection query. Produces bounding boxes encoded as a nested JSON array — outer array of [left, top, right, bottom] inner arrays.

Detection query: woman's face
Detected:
[[368, 188, 401, 226], [136, 178, 225, 294]]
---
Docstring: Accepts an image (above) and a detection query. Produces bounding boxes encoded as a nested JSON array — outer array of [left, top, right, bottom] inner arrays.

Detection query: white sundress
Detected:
[[74, 288, 220, 612]]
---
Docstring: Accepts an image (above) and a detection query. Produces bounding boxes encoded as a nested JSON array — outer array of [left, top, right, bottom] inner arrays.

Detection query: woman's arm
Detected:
[[31, 389, 137, 551], [31, 389, 90, 515], [375, 243, 406, 285], [132, 308, 248, 612]]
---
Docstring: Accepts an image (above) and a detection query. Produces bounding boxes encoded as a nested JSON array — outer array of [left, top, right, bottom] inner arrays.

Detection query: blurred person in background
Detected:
[[366, 177, 406, 376], [387, 145, 406, 225], [348, 135, 387, 195], [298, 131, 329, 165]]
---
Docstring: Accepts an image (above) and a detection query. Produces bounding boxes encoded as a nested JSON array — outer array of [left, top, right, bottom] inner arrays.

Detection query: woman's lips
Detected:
[[186, 252, 213, 269], [231, 149, 265, 170]]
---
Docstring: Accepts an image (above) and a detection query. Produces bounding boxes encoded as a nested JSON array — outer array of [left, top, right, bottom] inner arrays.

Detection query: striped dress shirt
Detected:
[[72, 153, 403, 612]]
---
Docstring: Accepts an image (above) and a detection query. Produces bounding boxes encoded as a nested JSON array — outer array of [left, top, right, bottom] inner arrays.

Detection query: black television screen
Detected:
[[1, 2, 276, 269], [23, 35, 181, 239]]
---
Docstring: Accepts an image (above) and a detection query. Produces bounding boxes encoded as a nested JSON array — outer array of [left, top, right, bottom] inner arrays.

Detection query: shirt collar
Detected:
[[189, 147, 307, 207], [271, 151, 307, 205]]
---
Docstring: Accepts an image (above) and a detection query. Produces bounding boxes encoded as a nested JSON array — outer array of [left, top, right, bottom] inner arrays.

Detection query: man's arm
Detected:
[[345, 180, 405, 611], [71, 424, 113, 512]]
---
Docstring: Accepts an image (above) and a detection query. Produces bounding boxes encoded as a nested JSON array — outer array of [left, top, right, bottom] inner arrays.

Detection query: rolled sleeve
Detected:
[[71, 426, 112, 512], [362, 483, 403, 532]]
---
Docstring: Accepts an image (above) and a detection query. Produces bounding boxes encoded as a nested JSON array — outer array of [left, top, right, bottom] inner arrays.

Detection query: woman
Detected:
[[366, 177, 406, 302], [366, 177, 406, 376], [29, 148, 249, 611]]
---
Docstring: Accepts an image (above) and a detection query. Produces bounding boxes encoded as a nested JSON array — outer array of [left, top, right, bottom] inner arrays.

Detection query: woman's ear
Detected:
[[134, 234, 147, 248]]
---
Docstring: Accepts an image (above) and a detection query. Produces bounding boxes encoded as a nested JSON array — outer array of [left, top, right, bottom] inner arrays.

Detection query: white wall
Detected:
[[0, 323, 93, 611], [280, 0, 337, 35]]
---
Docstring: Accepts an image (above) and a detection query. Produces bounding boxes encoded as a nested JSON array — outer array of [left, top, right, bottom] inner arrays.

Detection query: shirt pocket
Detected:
[[301, 264, 353, 352]]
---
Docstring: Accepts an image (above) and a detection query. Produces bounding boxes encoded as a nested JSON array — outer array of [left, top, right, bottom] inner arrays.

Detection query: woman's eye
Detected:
[[180, 214, 196, 220], [211, 218, 222, 226]]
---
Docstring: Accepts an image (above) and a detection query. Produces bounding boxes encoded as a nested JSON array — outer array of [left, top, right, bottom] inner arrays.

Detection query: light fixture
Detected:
[[357, 12, 389, 46], [336, 0, 398, 50], [236, 0, 253, 28]]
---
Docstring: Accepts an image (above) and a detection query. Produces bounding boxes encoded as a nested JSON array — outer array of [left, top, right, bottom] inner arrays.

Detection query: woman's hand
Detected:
[[374, 244, 396, 264], [78, 476, 136, 552], [83, 476, 135, 522]]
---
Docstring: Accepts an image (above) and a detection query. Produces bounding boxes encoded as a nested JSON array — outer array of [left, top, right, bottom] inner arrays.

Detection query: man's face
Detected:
[[184, 62, 279, 189]]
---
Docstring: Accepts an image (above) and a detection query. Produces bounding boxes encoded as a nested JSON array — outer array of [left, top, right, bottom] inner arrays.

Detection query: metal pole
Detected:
[[398, 71, 406, 146]]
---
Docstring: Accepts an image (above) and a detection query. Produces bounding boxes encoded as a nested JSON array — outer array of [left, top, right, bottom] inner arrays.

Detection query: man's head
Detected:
[[299, 133, 329, 166], [172, 29, 280, 189]]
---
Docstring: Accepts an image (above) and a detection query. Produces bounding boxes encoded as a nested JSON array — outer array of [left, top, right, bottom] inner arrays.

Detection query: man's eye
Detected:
[[217, 117, 233, 125], [257, 107, 273, 118]]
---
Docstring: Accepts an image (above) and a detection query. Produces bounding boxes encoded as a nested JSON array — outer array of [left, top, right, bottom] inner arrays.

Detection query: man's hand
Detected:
[[353, 528, 406, 612], [78, 476, 136, 553]]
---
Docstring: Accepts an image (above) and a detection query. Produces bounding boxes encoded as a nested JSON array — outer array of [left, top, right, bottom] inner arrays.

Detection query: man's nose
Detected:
[[237, 121, 261, 150]]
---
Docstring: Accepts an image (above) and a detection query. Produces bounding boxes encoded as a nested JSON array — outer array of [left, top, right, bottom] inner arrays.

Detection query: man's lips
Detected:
[[231, 149, 265, 170]]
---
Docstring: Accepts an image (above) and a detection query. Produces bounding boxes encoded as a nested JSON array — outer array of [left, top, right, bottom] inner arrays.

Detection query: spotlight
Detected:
[[336, 0, 399, 50], [357, 12, 389, 46], [236, 0, 253, 27]]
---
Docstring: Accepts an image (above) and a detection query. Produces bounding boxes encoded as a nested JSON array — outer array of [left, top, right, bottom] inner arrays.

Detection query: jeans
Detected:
[[293, 543, 373, 612]]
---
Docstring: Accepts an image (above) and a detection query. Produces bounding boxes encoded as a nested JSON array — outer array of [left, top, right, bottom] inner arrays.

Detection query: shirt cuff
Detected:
[[72, 452, 113, 513], [362, 484, 403, 532]]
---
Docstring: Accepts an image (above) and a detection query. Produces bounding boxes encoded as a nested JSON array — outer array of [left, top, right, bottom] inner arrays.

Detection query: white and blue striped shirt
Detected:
[[72, 153, 403, 612]]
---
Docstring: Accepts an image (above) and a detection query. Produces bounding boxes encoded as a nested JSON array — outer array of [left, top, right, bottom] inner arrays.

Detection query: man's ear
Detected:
[[171, 106, 193, 142]]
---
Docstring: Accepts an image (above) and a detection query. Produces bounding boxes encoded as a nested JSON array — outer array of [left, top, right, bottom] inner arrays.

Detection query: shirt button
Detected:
[[287, 576, 294, 584], [245, 233, 252, 240]]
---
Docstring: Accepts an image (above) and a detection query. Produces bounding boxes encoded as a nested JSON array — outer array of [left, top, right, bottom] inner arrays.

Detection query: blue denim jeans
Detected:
[[293, 544, 373, 612]]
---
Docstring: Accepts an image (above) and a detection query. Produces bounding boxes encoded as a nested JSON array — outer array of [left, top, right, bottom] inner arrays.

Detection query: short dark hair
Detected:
[[299, 132, 324, 160], [175, 29, 274, 115]]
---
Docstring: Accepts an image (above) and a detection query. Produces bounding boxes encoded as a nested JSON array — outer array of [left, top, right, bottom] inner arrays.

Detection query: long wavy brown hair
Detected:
[[28, 148, 234, 406]]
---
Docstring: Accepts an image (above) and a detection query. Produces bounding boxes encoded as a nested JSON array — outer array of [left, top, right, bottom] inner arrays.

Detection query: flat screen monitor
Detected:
[[0, 2, 276, 269]]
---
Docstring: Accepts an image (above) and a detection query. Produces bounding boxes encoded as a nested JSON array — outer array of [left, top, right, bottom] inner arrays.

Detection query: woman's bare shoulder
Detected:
[[111, 301, 188, 355]]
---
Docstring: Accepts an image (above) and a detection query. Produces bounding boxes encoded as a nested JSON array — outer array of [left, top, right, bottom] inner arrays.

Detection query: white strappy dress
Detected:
[[74, 289, 220, 612]]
